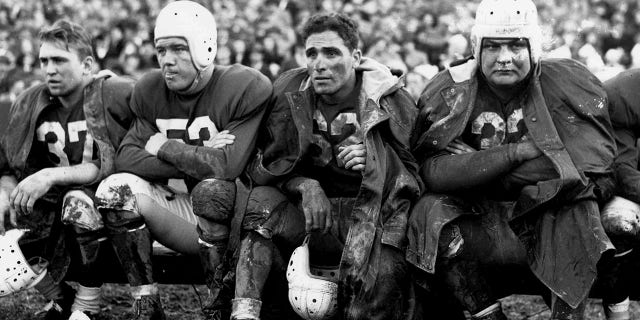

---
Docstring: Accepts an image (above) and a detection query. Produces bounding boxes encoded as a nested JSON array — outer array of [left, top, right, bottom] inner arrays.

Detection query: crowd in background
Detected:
[[1, 0, 640, 105]]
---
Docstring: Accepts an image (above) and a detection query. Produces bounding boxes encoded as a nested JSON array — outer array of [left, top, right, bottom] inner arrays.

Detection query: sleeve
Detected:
[[420, 143, 521, 192], [607, 80, 640, 203], [411, 82, 522, 192], [383, 89, 422, 190], [115, 89, 185, 181], [157, 75, 272, 181], [104, 77, 136, 149]]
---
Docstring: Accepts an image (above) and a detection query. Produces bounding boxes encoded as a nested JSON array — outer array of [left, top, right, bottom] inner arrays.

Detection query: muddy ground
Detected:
[[0, 283, 638, 319]]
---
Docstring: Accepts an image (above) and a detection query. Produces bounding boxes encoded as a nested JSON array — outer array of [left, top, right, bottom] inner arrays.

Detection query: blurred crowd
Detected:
[[1, 0, 640, 105]]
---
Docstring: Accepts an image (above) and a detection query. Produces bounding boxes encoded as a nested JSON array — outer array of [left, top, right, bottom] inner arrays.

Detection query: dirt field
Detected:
[[0, 283, 639, 320]]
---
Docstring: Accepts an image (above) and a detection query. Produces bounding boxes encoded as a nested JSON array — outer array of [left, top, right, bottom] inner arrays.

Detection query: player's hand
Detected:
[[205, 130, 235, 149], [337, 143, 366, 171], [10, 170, 54, 216], [145, 132, 169, 156], [445, 139, 476, 154], [0, 189, 16, 235], [300, 185, 332, 234], [515, 140, 543, 161]]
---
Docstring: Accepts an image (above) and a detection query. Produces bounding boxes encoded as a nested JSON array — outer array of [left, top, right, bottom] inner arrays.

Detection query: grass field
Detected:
[[0, 283, 639, 320]]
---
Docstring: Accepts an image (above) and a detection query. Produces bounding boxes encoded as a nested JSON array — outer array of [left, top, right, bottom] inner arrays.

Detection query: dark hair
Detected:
[[38, 20, 94, 60], [301, 13, 360, 51]]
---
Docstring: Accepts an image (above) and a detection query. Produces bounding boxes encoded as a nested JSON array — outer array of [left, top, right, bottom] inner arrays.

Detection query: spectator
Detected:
[[2, 0, 640, 124], [215, 46, 232, 66]]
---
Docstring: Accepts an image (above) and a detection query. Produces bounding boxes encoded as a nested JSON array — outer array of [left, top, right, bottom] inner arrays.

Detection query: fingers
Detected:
[[446, 139, 475, 154], [337, 144, 365, 159], [304, 210, 323, 233], [26, 197, 36, 214], [311, 210, 323, 232], [323, 211, 332, 234], [207, 131, 235, 149], [303, 206, 331, 233], [211, 137, 235, 147], [9, 206, 16, 228], [344, 156, 366, 170], [20, 192, 30, 216], [11, 190, 24, 216], [9, 187, 18, 207], [303, 209, 313, 233], [0, 205, 17, 235], [338, 144, 366, 171]]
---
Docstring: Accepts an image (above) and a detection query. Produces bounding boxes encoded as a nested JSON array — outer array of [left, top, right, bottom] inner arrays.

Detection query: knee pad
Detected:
[[62, 190, 103, 232], [95, 173, 150, 213], [602, 196, 640, 251], [192, 179, 236, 224]]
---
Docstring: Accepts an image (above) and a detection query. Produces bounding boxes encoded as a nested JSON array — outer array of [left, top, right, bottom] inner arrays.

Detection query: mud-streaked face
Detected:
[[305, 30, 361, 101]]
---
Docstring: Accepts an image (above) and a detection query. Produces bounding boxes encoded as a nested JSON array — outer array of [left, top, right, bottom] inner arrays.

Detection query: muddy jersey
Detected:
[[462, 80, 529, 150], [302, 83, 364, 198], [116, 64, 271, 187], [26, 99, 99, 175]]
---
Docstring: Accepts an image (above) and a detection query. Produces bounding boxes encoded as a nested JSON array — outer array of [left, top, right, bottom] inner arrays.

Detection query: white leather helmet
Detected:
[[0, 229, 48, 296], [286, 235, 339, 320], [154, 0, 217, 71], [470, 0, 543, 62]]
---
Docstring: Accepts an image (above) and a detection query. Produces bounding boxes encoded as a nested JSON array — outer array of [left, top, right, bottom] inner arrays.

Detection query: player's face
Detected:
[[480, 38, 531, 88], [39, 41, 89, 97], [156, 37, 198, 91], [305, 31, 360, 101]]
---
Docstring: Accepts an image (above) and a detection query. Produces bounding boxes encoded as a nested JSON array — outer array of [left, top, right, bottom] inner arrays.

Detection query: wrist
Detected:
[[38, 168, 57, 186], [0, 175, 16, 192], [287, 177, 321, 196]]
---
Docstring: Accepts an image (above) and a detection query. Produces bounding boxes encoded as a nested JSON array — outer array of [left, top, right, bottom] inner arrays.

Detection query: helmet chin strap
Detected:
[[178, 63, 215, 95]]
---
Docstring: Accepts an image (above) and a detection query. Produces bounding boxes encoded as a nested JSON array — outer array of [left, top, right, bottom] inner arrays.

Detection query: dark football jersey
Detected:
[[302, 81, 364, 198], [117, 64, 271, 187], [26, 99, 99, 174], [462, 81, 529, 150]]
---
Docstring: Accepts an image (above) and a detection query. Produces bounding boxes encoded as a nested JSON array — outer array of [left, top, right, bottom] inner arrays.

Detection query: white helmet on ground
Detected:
[[154, 0, 217, 71], [0, 229, 48, 296], [470, 0, 543, 62], [286, 235, 339, 320]]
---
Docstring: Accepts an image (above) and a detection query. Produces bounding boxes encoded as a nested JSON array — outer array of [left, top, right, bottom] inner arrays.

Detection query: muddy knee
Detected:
[[602, 196, 640, 252], [95, 173, 153, 233], [191, 179, 235, 240], [62, 190, 104, 232]]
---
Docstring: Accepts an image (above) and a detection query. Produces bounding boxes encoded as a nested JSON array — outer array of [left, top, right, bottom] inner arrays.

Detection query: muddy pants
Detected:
[[233, 186, 413, 320]]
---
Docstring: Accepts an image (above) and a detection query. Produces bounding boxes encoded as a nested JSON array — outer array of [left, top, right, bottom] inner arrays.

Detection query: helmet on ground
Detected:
[[470, 0, 543, 62], [0, 229, 48, 296], [286, 235, 339, 320], [154, 0, 217, 70]]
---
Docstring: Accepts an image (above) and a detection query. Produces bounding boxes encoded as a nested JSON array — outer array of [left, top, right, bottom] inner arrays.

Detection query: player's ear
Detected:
[[82, 55, 94, 75], [352, 49, 361, 69]]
